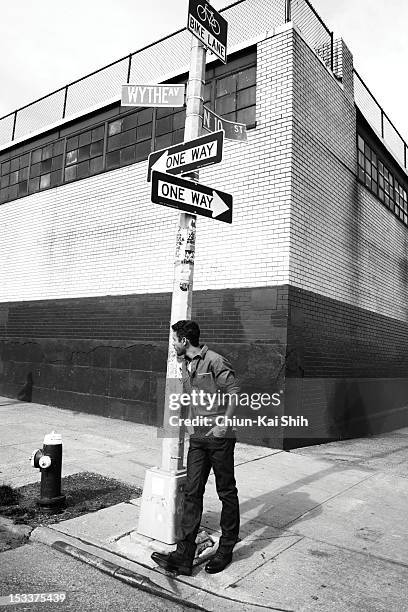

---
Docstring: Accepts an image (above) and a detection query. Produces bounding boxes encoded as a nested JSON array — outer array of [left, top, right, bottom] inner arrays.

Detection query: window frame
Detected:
[[205, 49, 257, 129], [357, 132, 408, 227]]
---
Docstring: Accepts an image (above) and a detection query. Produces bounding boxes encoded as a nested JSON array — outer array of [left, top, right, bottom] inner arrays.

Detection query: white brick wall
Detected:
[[4, 23, 405, 322], [289, 28, 408, 322], [0, 29, 294, 303]]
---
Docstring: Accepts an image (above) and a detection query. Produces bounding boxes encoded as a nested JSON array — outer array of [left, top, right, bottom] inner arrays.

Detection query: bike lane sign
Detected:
[[187, 0, 228, 64]]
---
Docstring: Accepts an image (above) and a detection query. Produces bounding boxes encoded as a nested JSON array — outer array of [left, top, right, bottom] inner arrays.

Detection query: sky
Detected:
[[0, 0, 407, 141]]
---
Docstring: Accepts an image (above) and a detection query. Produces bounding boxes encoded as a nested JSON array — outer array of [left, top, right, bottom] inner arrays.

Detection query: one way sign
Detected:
[[151, 171, 232, 223], [147, 131, 223, 181]]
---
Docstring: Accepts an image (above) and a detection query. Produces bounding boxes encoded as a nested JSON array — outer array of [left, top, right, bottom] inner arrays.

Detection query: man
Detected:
[[151, 320, 240, 576]]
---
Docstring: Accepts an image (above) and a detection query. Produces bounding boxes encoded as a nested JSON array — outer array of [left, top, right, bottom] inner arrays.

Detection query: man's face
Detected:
[[172, 331, 186, 356]]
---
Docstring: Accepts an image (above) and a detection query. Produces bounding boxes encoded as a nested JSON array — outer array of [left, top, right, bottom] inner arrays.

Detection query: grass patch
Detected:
[[0, 472, 141, 529], [0, 484, 20, 506]]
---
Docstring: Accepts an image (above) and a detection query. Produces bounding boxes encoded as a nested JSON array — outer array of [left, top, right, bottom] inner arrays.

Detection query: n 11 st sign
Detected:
[[203, 105, 247, 141], [147, 131, 223, 181], [151, 171, 232, 223], [121, 84, 185, 107], [188, 0, 228, 64]]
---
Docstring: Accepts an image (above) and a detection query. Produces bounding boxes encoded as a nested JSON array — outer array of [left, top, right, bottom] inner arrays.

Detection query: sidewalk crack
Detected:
[[235, 450, 284, 467], [282, 470, 379, 529], [228, 535, 305, 587]]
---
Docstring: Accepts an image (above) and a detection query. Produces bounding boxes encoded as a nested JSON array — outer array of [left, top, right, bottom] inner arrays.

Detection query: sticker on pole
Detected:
[[147, 131, 224, 181], [151, 171, 232, 223], [187, 0, 228, 64]]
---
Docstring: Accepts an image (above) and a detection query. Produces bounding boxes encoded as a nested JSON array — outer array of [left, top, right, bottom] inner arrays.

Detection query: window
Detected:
[[378, 161, 394, 210], [64, 126, 104, 182], [215, 66, 256, 125], [28, 140, 64, 193], [357, 134, 408, 227], [106, 108, 153, 170], [395, 179, 408, 225], [205, 50, 256, 127], [154, 107, 185, 151], [357, 135, 378, 195], [0, 152, 30, 203]]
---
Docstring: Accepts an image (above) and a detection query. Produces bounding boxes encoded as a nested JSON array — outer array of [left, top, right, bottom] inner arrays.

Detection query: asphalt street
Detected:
[[0, 541, 191, 612]]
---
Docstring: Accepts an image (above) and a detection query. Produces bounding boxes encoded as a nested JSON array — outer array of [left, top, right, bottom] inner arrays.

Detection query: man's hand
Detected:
[[205, 424, 228, 438]]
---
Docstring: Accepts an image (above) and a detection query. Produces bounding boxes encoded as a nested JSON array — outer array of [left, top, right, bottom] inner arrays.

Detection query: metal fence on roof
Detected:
[[289, 0, 333, 71], [65, 58, 130, 119], [1, 0, 406, 174], [353, 70, 407, 170], [0, 0, 285, 148]]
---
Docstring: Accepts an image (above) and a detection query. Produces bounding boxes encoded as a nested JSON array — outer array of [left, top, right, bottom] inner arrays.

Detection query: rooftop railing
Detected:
[[1, 0, 406, 173], [0, 0, 283, 148], [286, 0, 333, 72], [353, 69, 407, 170]]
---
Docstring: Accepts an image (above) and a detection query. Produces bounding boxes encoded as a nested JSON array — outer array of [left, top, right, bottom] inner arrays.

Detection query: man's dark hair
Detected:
[[172, 320, 200, 346]]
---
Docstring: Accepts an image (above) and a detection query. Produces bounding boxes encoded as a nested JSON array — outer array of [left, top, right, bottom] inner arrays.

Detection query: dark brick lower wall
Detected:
[[285, 285, 408, 447], [0, 287, 287, 447], [2, 284, 407, 449]]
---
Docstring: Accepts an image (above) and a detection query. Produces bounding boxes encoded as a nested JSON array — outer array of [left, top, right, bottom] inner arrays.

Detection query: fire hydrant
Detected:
[[30, 431, 66, 511]]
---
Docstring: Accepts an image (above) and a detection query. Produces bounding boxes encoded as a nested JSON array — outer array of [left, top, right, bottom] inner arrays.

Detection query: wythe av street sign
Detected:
[[121, 84, 185, 107], [151, 171, 232, 223], [202, 105, 247, 142], [187, 0, 228, 64], [147, 131, 224, 181]]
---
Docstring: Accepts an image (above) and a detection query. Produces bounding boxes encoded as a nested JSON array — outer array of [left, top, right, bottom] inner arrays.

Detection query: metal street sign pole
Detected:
[[160, 32, 206, 474], [137, 30, 207, 544]]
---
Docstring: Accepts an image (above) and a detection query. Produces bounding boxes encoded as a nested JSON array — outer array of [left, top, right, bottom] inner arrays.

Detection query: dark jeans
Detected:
[[180, 433, 240, 553]]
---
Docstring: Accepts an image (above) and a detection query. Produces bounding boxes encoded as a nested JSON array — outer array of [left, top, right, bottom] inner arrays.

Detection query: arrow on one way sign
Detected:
[[147, 131, 224, 181], [151, 171, 232, 223]]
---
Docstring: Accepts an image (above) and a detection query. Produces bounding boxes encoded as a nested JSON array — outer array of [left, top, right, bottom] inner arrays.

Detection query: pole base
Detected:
[[37, 494, 66, 513], [137, 467, 186, 544]]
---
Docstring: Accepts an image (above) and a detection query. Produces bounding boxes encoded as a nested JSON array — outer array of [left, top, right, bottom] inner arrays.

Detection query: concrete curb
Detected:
[[30, 526, 293, 612], [53, 540, 207, 611]]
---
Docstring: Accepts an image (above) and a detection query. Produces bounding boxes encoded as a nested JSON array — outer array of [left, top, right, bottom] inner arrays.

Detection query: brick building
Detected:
[[1, 0, 408, 448]]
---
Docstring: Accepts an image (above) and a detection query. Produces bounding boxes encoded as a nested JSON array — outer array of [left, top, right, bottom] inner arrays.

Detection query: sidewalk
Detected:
[[1, 396, 408, 611]]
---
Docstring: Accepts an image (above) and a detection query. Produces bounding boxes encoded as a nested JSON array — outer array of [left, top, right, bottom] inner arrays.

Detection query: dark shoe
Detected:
[[151, 541, 195, 576], [205, 551, 233, 574]]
